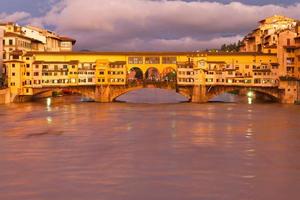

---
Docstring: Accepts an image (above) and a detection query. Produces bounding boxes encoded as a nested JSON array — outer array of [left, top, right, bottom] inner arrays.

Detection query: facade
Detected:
[[0, 23, 76, 75], [0, 22, 76, 88], [5, 51, 284, 98], [240, 15, 297, 54], [240, 15, 300, 79]]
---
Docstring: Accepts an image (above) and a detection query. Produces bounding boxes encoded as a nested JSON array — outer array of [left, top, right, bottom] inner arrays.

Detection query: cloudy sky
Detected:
[[0, 0, 300, 51]]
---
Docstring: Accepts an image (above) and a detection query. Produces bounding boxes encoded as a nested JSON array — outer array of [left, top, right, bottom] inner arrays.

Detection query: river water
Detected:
[[0, 89, 300, 200]]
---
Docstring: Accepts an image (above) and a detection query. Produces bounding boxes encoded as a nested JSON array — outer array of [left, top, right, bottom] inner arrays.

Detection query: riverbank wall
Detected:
[[0, 88, 10, 104]]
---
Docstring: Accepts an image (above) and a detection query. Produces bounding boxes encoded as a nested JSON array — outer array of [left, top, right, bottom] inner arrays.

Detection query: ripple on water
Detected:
[[0, 95, 300, 200]]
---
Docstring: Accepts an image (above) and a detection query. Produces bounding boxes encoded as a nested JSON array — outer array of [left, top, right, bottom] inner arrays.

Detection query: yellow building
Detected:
[[3, 51, 278, 96]]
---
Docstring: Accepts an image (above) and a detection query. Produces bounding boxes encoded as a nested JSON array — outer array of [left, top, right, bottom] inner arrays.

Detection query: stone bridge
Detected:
[[203, 85, 284, 102], [27, 82, 285, 103]]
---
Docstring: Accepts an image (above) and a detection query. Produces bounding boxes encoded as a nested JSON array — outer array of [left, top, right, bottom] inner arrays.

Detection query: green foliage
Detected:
[[220, 40, 244, 52], [0, 76, 5, 87]]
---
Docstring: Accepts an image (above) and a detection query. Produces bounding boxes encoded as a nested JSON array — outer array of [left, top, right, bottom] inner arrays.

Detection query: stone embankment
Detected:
[[0, 88, 10, 104]]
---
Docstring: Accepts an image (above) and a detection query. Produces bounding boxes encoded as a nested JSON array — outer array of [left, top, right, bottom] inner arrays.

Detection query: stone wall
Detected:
[[0, 89, 10, 104], [279, 80, 299, 103]]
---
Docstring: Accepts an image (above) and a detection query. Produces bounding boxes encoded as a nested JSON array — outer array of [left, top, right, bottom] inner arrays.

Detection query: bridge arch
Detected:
[[32, 86, 97, 100], [112, 86, 191, 103], [128, 67, 144, 81], [161, 67, 177, 82], [145, 67, 160, 81], [206, 85, 282, 102]]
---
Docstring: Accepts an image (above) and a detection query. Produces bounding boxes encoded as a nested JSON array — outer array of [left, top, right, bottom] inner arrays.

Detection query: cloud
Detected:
[[0, 11, 31, 23], [10, 0, 300, 50]]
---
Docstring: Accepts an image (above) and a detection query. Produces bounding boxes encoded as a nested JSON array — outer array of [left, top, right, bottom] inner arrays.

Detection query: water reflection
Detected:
[[0, 95, 299, 200]]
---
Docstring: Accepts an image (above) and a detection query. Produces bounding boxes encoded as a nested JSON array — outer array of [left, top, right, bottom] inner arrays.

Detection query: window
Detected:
[[34, 72, 39, 76], [9, 39, 13, 45], [145, 57, 160, 64], [12, 72, 15, 76], [287, 49, 294, 53], [43, 65, 48, 70], [286, 58, 295, 65], [61, 42, 71, 47], [26, 72, 30, 76], [13, 55, 19, 59], [26, 64, 30, 68], [128, 57, 143, 64], [162, 57, 177, 64]]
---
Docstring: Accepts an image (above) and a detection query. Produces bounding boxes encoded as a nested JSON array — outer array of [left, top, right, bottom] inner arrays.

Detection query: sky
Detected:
[[0, 0, 300, 51]]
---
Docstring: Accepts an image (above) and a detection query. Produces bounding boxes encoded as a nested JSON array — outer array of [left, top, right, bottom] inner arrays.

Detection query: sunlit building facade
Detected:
[[1, 16, 300, 104], [240, 15, 300, 79]]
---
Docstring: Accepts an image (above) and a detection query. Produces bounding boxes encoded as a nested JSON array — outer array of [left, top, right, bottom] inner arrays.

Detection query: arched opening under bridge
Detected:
[[208, 87, 280, 104], [128, 67, 144, 81], [161, 67, 177, 82], [115, 88, 189, 104], [145, 67, 160, 82], [31, 86, 97, 102]]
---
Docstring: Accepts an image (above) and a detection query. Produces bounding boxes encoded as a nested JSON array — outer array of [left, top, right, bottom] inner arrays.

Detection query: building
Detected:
[[240, 15, 298, 54], [3, 51, 281, 98], [0, 22, 76, 87], [240, 15, 300, 80], [0, 23, 76, 53]]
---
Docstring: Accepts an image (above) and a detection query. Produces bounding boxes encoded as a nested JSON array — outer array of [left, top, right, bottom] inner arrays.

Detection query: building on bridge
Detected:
[[4, 51, 299, 103]]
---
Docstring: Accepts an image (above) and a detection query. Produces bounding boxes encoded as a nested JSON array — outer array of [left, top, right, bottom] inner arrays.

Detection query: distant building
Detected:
[[240, 15, 300, 79], [0, 22, 76, 60]]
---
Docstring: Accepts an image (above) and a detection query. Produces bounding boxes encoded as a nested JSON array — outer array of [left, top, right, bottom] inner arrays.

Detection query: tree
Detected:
[[219, 40, 244, 52]]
